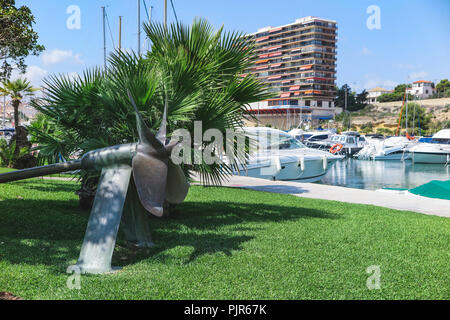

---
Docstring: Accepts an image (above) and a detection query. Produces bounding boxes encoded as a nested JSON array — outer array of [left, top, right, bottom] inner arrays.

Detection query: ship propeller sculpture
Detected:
[[0, 91, 190, 274]]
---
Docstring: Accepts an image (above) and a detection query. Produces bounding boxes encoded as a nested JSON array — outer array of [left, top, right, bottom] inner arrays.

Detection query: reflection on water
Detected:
[[318, 158, 450, 190]]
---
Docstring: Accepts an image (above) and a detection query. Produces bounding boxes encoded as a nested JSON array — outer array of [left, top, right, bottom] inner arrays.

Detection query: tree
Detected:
[[0, 77, 36, 131], [399, 103, 432, 135], [436, 79, 450, 97], [335, 84, 355, 110], [0, 138, 29, 168], [376, 127, 393, 136], [377, 84, 414, 102], [393, 84, 408, 94], [0, 0, 45, 79], [360, 122, 373, 133], [335, 84, 368, 112], [353, 89, 368, 111]]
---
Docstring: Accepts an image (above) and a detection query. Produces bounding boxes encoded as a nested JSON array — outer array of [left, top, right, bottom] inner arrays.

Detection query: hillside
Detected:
[[350, 98, 450, 132]]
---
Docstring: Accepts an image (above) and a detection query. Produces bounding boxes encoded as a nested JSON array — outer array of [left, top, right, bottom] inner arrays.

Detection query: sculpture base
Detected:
[[73, 264, 122, 275], [127, 240, 155, 248]]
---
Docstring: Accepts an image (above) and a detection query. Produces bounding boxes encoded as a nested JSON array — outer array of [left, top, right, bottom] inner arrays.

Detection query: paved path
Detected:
[[198, 175, 450, 218]]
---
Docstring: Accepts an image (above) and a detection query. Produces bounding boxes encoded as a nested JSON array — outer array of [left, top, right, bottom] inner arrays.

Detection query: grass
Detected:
[[0, 167, 75, 178], [0, 178, 449, 300]]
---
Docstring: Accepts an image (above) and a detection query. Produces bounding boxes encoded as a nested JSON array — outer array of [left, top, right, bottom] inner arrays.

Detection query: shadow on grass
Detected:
[[119, 199, 339, 265], [7, 179, 79, 193], [0, 194, 339, 272], [0, 197, 87, 273]]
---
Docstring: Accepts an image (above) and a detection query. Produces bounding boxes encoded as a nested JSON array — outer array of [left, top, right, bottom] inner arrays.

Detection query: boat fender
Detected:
[[322, 156, 327, 171], [264, 156, 281, 177], [298, 156, 305, 171]]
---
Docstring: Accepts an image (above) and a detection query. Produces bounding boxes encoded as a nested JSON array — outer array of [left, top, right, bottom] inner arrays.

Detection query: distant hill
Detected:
[[349, 97, 450, 133]]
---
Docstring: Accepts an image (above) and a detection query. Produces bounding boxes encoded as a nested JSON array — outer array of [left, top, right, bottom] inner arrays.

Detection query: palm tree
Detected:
[[0, 78, 37, 132], [30, 19, 272, 207]]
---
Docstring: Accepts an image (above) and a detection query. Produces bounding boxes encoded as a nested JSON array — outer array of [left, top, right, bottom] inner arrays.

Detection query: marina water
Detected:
[[317, 158, 450, 190]]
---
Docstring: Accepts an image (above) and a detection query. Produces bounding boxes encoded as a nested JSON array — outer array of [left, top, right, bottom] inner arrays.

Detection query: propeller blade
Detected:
[[127, 90, 166, 155], [165, 161, 190, 204], [156, 93, 168, 145], [132, 151, 168, 217]]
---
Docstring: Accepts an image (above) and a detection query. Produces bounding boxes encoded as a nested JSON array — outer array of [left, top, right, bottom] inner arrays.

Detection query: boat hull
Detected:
[[373, 153, 411, 161], [410, 151, 450, 164], [237, 157, 328, 182]]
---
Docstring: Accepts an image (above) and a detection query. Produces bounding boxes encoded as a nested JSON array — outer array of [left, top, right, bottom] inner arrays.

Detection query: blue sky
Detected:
[[14, 0, 450, 92]]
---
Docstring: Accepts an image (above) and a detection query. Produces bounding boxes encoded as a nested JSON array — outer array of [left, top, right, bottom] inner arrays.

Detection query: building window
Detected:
[[317, 100, 322, 107]]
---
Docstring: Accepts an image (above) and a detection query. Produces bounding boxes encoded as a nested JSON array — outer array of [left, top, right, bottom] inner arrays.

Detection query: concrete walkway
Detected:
[[199, 175, 450, 218]]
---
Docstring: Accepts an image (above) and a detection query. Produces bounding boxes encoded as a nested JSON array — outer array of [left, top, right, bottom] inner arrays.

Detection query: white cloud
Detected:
[[11, 65, 48, 87], [42, 49, 83, 66], [408, 71, 428, 80], [67, 72, 79, 81], [361, 46, 372, 55]]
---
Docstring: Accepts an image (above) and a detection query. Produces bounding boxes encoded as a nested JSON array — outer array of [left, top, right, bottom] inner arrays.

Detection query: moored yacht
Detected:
[[307, 131, 368, 156], [288, 129, 334, 146], [356, 136, 416, 161], [407, 129, 450, 164], [232, 127, 344, 182]]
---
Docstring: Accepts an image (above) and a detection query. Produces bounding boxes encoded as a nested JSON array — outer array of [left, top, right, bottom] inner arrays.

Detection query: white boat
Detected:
[[288, 129, 333, 146], [233, 127, 344, 182], [308, 131, 368, 156], [407, 129, 450, 164], [356, 136, 415, 161]]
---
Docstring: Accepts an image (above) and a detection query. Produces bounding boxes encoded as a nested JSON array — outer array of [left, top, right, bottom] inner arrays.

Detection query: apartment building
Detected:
[[243, 16, 338, 128]]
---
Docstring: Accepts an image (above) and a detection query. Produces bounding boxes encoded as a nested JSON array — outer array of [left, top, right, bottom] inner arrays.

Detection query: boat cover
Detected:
[[408, 180, 450, 200]]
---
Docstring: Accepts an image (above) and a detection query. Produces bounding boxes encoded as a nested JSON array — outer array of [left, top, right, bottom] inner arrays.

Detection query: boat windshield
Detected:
[[431, 138, 450, 145], [265, 136, 307, 150], [331, 136, 340, 142]]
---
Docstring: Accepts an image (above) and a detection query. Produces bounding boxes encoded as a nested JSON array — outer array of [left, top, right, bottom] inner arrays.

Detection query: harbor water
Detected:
[[318, 158, 450, 190]]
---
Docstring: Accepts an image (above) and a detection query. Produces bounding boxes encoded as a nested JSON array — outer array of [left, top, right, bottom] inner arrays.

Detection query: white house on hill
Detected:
[[367, 87, 393, 103], [407, 80, 436, 99]]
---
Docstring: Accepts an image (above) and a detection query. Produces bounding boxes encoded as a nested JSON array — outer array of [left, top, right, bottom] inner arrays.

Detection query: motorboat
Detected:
[[232, 127, 344, 182], [307, 131, 368, 156], [407, 129, 450, 164], [356, 136, 416, 161], [288, 129, 333, 146]]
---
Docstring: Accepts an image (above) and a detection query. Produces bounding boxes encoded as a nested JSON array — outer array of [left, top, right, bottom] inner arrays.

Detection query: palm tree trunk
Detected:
[[13, 99, 20, 132], [12, 99, 21, 159]]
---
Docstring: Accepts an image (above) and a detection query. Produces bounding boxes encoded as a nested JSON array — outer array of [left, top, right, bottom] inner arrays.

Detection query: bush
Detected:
[[376, 128, 393, 136], [0, 140, 30, 168]]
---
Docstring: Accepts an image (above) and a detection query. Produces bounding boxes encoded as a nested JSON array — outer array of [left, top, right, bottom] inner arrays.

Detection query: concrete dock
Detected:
[[200, 175, 450, 218]]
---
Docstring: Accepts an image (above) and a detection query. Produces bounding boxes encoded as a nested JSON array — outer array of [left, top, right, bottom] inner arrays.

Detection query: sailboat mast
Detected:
[[164, 0, 167, 30], [101, 6, 106, 71], [137, 0, 141, 56], [405, 83, 408, 135], [118, 16, 122, 52]]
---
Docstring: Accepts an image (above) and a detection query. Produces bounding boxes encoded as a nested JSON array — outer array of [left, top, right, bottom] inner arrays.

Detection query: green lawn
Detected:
[[0, 167, 75, 178], [0, 178, 449, 300]]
